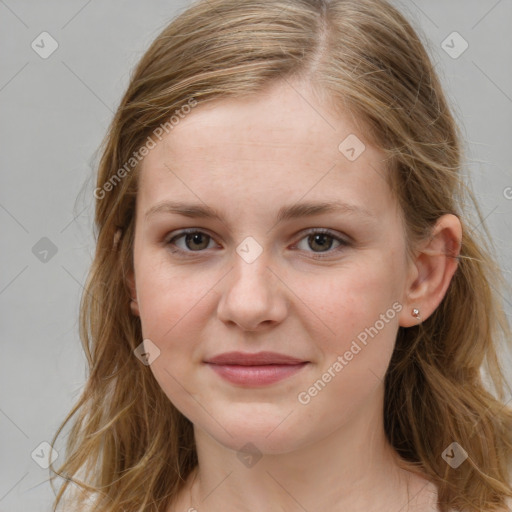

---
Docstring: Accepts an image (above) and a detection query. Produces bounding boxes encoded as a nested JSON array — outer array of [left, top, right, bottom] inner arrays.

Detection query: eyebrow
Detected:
[[144, 200, 373, 224]]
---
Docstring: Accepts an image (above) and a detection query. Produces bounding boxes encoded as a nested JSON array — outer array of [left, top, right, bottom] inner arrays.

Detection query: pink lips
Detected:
[[204, 351, 309, 386]]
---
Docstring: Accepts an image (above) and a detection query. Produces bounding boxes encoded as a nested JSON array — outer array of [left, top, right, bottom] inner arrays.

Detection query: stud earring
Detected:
[[412, 308, 421, 322]]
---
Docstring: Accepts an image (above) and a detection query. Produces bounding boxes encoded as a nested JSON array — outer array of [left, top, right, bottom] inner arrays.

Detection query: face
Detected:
[[129, 80, 414, 454]]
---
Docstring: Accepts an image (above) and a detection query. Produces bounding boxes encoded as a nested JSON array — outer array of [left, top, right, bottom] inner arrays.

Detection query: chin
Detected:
[[218, 430, 303, 456], [197, 409, 309, 455]]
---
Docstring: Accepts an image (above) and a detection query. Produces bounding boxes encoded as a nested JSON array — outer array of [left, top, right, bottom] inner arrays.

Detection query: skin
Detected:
[[127, 79, 462, 511]]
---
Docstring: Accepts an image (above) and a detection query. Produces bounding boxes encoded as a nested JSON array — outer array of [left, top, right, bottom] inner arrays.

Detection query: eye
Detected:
[[165, 228, 350, 259], [292, 229, 350, 259], [166, 229, 217, 254]]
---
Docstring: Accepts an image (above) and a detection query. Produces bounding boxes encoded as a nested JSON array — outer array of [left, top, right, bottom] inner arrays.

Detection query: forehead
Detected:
[[138, 80, 395, 220], [146, 81, 365, 164]]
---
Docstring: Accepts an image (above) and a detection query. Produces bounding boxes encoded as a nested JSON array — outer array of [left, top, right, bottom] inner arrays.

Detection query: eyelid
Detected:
[[165, 227, 351, 258], [290, 228, 350, 259], [293, 227, 350, 245], [166, 228, 220, 252]]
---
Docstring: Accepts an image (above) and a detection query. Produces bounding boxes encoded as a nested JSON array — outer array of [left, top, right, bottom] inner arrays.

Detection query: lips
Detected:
[[204, 351, 307, 365], [204, 351, 309, 386]]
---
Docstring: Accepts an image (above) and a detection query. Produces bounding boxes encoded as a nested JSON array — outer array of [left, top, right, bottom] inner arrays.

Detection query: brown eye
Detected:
[[166, 228, 350, 259], [307, 233, 336, 252], [293, 229, 350, 259], [167, 230, 215, 253], [183, 232, 211, 251]]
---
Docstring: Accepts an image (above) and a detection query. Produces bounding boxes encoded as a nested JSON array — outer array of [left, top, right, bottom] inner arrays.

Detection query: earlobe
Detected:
[[127, 270, 140, 317], [130, 299, 140, 316], [399, 214, 462, 327]]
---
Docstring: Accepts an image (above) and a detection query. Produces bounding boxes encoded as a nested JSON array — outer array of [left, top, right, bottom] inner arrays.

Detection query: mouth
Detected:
[[204, 361, 309, 387], [204, 351, 308, 366], [203, 351, 310, 387]]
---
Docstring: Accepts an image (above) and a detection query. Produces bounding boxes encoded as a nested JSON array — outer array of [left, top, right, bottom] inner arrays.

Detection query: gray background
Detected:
[[1, 1, 511, 510]]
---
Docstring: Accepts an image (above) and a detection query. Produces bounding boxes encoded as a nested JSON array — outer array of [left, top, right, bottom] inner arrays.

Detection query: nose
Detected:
[[216, 251, 288, 331]]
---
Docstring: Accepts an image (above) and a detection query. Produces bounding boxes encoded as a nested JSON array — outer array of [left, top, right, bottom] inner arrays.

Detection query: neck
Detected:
[[173, 386, 439, 512]]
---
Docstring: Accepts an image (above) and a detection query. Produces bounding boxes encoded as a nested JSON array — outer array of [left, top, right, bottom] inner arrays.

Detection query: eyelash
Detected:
[[165, 228, 351, 260]]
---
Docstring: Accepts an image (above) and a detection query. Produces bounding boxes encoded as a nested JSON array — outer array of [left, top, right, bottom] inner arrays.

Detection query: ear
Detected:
[[398, 214, 462, 327], [127, 270, 140, 317]]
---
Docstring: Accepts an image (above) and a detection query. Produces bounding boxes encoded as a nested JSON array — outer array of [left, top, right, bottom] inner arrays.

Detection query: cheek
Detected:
[[133, 257, 212, 417], [306, 257, 403, 346], [134, 251, 211, 341], [294, 263, 402, 426]]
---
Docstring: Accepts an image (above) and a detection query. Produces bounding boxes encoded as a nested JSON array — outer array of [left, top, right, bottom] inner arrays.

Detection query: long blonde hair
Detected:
[[49, 0, 512, 510]]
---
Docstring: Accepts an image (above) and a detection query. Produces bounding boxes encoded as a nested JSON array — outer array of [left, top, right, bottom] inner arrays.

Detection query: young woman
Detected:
[[50, 0, 512, 511]]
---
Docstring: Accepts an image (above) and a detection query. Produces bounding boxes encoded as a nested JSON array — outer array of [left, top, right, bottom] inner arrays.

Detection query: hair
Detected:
[[49, 0, 512, 510]]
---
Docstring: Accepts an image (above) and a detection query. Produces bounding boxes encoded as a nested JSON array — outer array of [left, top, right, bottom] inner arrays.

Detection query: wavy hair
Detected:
[[49, 0, 512, 510]]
